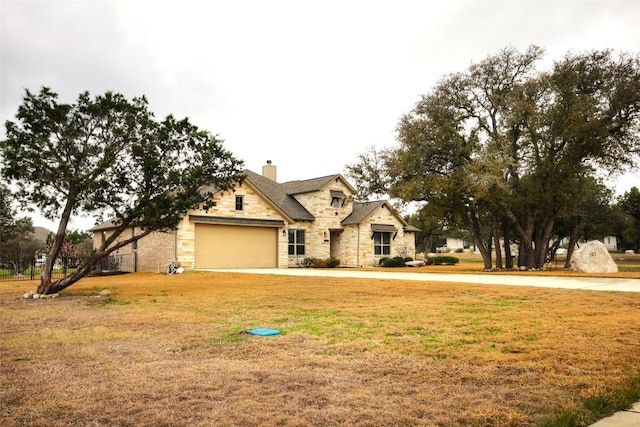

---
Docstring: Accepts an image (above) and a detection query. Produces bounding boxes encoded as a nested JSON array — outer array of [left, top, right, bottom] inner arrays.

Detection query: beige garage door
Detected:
[[194, 224, 277, 268]]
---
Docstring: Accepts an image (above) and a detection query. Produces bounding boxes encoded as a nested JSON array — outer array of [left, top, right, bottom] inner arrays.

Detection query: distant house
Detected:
[[602, 236, 618, 251], [91, 162, 419, 271]]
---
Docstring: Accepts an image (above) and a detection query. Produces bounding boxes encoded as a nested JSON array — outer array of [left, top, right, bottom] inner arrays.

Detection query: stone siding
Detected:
[[178, 183, 289, 269], [97, 175, 417, 271], [288, 178, 354, 266], [342, 204, 416, 267]]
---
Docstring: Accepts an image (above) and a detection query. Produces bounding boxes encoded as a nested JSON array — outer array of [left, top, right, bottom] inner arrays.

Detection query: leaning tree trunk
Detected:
[[38, 200, 74, 294]]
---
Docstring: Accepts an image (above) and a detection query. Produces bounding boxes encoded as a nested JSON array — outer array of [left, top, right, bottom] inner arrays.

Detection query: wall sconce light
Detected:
[[282, 229, 287, 235]]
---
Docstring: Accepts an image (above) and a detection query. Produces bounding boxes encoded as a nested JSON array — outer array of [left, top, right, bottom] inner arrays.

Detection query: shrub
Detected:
[[382, 258, 400, 267], [300, 257, 317, 268], [326, 258, 340, 268], [378, 257, 391, 266], [430, 256, 459, 265], [393, 256, 405, 265], [403, 257, 414, 262], [313, 258, 327, 268]]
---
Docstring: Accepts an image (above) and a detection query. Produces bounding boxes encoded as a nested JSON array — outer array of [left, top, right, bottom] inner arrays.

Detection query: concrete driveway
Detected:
[[209, 268, 640, 293]]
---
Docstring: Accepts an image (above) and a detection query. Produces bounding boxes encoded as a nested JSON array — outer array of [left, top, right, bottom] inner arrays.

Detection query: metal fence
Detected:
[[0, 254, 135, 282]]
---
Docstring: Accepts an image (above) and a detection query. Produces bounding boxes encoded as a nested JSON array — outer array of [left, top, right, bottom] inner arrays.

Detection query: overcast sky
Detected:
[[1, 0, 639, 230]]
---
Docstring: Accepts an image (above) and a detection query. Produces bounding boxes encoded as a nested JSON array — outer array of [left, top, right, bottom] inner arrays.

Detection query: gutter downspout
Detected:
[[357, 225, 360, 267]]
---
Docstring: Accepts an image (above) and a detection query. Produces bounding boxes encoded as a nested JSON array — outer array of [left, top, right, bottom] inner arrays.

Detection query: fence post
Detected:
[[30, 258, 35, 281]]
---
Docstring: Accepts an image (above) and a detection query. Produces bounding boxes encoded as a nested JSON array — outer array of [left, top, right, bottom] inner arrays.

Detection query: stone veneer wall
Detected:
[[171, 177, 417, 269], [177, 183, 289, 269], [288, 179, 354, 266], [346, 203, 416, 267]]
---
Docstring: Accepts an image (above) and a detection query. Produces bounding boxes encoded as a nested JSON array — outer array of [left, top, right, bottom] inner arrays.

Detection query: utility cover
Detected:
[[248, 328, 281, 336]]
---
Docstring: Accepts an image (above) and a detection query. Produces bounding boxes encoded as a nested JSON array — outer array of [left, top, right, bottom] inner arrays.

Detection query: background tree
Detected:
[[45, 229, 93, 265], [1, 87, 245, 294], [618, 187, 640, 251], [403, 207, 445, 255], [0, 183, 22, 243], [550, 178, 615, 267], [344, 145, 393, 201]]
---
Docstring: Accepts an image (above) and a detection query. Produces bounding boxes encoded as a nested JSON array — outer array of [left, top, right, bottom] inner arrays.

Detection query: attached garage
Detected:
[[191, 216, 284, 268]]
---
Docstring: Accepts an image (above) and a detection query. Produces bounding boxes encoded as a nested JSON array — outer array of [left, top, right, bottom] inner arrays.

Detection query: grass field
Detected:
[[1, 265, 640, 426]]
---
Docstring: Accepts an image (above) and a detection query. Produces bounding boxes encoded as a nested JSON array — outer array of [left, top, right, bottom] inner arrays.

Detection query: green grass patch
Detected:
[[538, 375, 640, 426]]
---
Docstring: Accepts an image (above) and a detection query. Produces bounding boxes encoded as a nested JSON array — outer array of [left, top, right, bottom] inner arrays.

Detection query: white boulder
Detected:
[[570, 240, 618, 273]]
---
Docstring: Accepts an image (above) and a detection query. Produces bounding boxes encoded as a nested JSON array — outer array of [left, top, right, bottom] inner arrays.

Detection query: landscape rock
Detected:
[[570, 240, 618, 273], [97, 290, 111, 296], [405, 260, 426, 267]]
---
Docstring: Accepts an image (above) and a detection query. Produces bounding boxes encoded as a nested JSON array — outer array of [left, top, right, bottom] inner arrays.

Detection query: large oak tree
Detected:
[[1, 88, 244, 294], [349, 47, 640, 269]]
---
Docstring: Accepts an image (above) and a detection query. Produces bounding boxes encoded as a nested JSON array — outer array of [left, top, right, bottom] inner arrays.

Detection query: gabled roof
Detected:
[[342, 200, 420, 232], [281, 174, 357, 195], [341, 200, 386, 225], [243, 170, 315, 221]]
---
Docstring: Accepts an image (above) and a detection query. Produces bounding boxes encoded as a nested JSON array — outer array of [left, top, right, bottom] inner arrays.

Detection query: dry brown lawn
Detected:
[[1, 270, 640, 426]]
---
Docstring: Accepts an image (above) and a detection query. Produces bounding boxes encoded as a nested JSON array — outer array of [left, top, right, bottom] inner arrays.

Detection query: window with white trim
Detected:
[[235, 195, 244, 211]]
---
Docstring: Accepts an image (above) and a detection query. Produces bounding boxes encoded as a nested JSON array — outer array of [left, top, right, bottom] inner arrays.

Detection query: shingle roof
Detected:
[[341, 201, 386, 225], [244, 170, 315, 221], [341, 200, 420, 232], [280, 174, 343, 195], [90, 171, 420, 231], [90, 218, 121, 231]]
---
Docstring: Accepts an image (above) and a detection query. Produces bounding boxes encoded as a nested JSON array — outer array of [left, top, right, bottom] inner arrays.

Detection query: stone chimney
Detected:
[[262, 160, 277, 181]]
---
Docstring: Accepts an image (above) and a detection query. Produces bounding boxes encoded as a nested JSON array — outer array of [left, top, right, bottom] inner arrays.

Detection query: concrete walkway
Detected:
[[209, 268, 640, 425], [589, 401, 640, 426], [209, 268, 640, 293]]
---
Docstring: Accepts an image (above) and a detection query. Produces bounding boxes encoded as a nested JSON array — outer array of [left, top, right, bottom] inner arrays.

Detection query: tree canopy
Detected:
[[348, 47, 640, 269], [1, 87, 244, 293]]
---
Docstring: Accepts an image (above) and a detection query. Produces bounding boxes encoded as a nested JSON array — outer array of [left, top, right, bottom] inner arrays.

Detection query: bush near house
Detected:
[[427, 256, 460, 265], [378, 256, 414, 267], [326, 258, 340, 268], [302, 258, 341, 268]]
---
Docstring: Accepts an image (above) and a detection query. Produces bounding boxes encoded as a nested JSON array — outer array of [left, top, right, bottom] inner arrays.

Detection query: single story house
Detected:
[[91, 162, 419, 271]]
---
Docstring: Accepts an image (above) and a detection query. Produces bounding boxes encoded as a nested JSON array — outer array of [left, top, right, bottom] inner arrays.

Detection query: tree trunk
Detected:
[[496, 200, 536, 270], [40, 253, 107, 294], [38, 200, 75, 294], [464, 206, 492, 270], [564, 221, 581, 269], [486, 234, 494, 269], [492, 214, 503, 269], [503, 219, 513, 269], [533, 216, 555, 269]]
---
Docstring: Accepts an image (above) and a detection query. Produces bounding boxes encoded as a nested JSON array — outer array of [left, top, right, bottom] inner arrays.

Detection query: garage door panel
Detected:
[[195, 224, 277, 268]]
